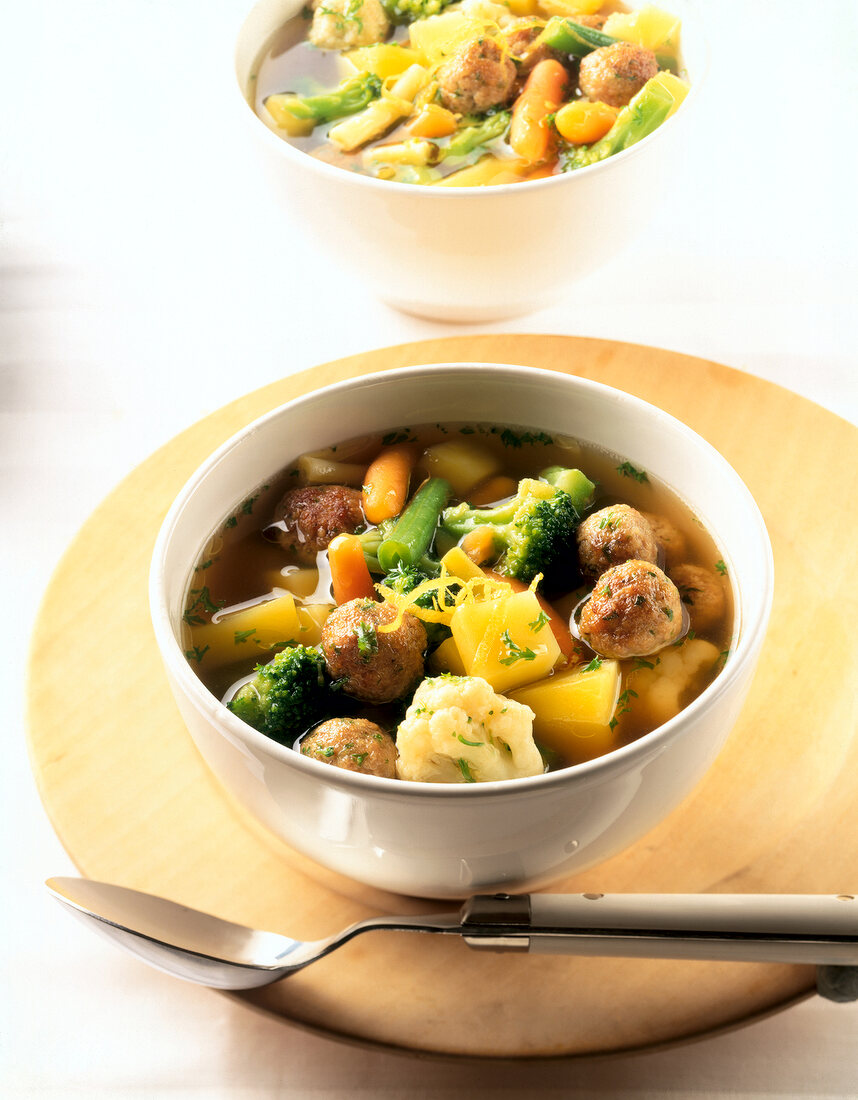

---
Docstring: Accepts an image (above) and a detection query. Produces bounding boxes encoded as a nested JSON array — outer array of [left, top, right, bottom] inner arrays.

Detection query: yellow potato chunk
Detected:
[[187, 594, 331, 669], [343, 44, 426, 78], [408, 13, 487, 66], [603, 6, 682, 60], [510, 660, 620, 762], [451, 589, 561, 692], [427, 636, 467, 676], [422, 440, 502, 496]]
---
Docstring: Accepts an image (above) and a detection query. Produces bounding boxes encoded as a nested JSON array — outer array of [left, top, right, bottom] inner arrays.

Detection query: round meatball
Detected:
[[641, 512, 687, 569], [578, 43, 658, 108], [577, 504, 659, 577], [578, 559, 683, 659], [300, 717, 397, 778], [670, 563, 727, 634], [270, 485, 364, 565], [321, 598, 426, 703], [309, 0, 390, 51], [437, 37, 517, 116], [574, 13, 607, 29]]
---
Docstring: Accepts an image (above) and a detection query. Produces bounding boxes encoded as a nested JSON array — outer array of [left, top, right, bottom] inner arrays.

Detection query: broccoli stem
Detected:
[[377, 477, 451, 572], [266, 73, 383, 130], [538, 17, 616, 57], [443, 112, 511, 160], [562, 77, 678, 171]]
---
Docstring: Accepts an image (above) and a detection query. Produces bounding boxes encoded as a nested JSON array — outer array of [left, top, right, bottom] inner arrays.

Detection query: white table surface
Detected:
[[2, 0, 857, 1095]]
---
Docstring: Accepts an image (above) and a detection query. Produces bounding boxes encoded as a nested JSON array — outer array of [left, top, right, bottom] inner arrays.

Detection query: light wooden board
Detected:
[[28, 336, 858, 1059]]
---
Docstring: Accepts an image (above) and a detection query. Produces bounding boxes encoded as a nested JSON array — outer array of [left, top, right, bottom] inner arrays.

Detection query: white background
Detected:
[[2, 0, 857, 1095]]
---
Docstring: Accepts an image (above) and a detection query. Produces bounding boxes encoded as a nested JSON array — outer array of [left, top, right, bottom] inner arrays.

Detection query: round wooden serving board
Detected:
[[28, 336, 858, 1059]]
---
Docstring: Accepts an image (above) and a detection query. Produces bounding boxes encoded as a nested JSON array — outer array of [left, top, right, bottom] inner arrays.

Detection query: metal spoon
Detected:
[[46, 877, 858, 999]]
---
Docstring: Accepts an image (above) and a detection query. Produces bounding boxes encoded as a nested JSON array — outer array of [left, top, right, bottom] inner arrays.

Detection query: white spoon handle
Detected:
[[460, 893, 858, 965]]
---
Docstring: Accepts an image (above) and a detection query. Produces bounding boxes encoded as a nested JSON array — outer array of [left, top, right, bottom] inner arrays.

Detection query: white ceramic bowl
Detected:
[[150, 364, 772, 899], [234, 1, 708, 321]]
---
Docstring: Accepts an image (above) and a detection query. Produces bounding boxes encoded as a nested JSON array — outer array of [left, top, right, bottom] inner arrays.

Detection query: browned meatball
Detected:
[[321, 598, 426, 703], [578, 559, 683, 659], [270, 485, 364, 565], [300, 717, 397, 778], [437, 37, 517, 116], [641, 511, 687, 569], [575, 13, 607, 29], [577, 504, 659, 577], [670, 563, 728, 634], [578, 43, 658, 107]]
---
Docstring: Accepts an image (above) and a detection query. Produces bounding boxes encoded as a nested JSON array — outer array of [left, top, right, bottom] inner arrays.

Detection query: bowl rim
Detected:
[[150, 362, 773, 800], [234, 0, 710, 198]]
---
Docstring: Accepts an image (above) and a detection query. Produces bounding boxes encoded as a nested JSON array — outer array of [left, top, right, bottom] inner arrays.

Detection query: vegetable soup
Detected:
[[182, 422, 733, 782], [249, 2, 689, 186]]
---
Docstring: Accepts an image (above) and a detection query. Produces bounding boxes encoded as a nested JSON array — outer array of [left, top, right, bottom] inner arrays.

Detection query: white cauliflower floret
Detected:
[[395, 675, 543, 783], [628, 638, 721, 727], [309, 0, 391, 51]]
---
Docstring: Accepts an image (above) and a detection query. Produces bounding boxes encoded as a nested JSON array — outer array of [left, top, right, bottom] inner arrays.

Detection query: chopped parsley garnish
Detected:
[[633, 657, 656, 670], [609, 688, 638, 730], [529, 610, 550, 633], [355, 620, 378, 661], [317, 746, 336, 758], [382, 429, 415, 446], [351, 753, 368, 767], [497, 428, 554, 448], [662, 607, 674, 620], [459, 426, 476, 435], [183, 586, 224, 626], [457, 758, 476, 783], [234, 628, 257, 644], [224, 516, 238, 529], [616, 461, 649, 484], [498, 630, 537, 666], [715, 559, 728, 575], [583, 656, 603, 672], [241, 495, 259, 515], [634, 594, 646, 606], [184, 644, 209, 664]]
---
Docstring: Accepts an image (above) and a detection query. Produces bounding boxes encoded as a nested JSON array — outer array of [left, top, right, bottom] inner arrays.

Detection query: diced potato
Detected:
[[440, 545, 488, 583], [297, 453, 366, 486], [408, 13, 487, 66], [428, 635, 467, 675], [343, 44, 426, 78], [510, 660, 621, 762], [538, 0, 604, 17], [434, 155, 515, 188], [422, 439, 502, 496], [266, 567, 324, 600], [297, 603, 334, 645], [188, 593, 307, 668], [451, 589, 561, 692], [603, 7, 682, 58], [263, 95, 315, 136]]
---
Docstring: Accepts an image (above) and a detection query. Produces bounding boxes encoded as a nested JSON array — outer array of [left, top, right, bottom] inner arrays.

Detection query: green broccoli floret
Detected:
[[227, 645, 329, 744], [265, 72, 383, 133], [380, 0, 455, 24], [440, 471, 595, 585]]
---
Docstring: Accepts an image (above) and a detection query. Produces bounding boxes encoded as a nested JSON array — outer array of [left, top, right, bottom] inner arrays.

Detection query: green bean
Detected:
[[538, 18, 616, 57], [377, 478, 450, 572]]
